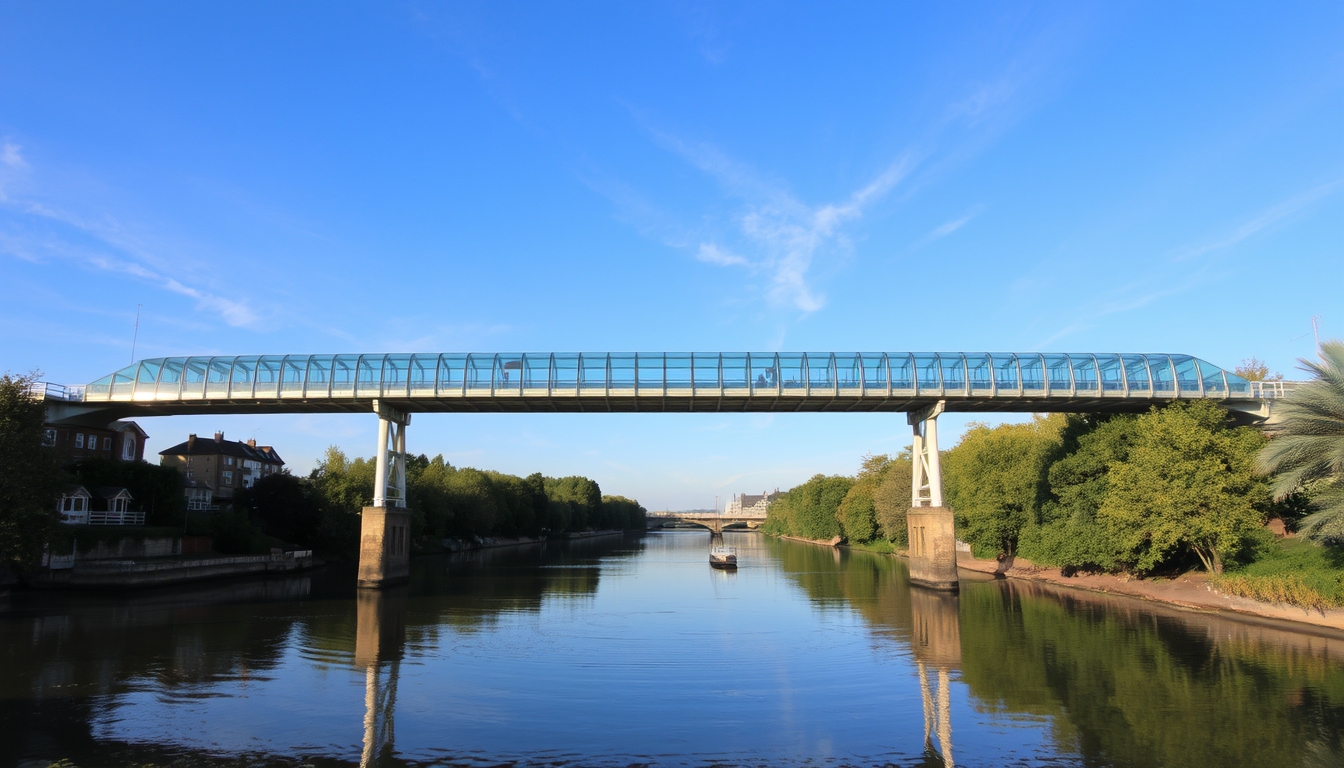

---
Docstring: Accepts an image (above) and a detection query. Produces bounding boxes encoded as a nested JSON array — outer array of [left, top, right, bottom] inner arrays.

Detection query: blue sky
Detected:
[[2, 2, 1340, 510]]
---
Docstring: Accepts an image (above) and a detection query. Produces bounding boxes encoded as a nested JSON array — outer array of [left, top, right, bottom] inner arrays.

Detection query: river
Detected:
[[2, 531, 1342, 767]]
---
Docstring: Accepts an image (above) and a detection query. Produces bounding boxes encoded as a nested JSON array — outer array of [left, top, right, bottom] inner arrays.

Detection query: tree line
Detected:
[[233, 447, 647, 556], [764, 398, 1306, 576]]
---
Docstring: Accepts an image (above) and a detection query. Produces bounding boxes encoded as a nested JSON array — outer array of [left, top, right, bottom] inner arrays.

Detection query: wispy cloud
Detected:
[[919, 204, 985, 245], [1178, 180, 1343, 261], [651, 127, 916, 313], [1, 141, 26, 169], [0, 167, 263, 328]]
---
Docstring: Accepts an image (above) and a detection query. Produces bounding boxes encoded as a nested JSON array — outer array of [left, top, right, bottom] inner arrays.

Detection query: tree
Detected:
[[788, 474, 853, 540], [0, 372, 65, 574], [236, 472, 322, 544], [1099, 401, 1267, 573], [944, 415, 1065, 558], [872, 451, 912, 546], [1255, 340, 1344, 542], [1234, 357, 1284, 382]]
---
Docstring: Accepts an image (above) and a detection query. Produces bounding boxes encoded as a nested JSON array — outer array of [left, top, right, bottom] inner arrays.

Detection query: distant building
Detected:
[[57, 484, 142, 525], [43, 420, 148, 464], [726, 489, 779, 517], [158, 432, 285, 505]]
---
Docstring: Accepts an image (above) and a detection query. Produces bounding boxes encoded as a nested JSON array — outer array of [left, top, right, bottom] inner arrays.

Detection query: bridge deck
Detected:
[[50, 352, 1289, 417]]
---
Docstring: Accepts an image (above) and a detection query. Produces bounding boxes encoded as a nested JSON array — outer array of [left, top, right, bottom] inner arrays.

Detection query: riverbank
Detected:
[[438, 529, 633, 552], [956, 552, 1344, 633]]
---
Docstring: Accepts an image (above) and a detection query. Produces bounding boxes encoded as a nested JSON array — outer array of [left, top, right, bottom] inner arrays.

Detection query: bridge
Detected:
[[36, 351, 1294, 591], [647, 509, 769, 534]]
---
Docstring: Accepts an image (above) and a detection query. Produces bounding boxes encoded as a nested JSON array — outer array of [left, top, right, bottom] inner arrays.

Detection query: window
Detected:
[[223, 470, 233, 484], [122, 435, 136, 461], [61, 495, 87, 513], [75, 433, 85, 449], [225, 456, 233, 466], [42, 429, 56, 447], [103, 437, 112, 451], [185, 471, 194, 480]]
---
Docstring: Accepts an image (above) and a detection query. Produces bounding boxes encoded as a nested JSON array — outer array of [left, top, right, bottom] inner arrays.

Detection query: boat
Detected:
[[710, 545, 738, 569]]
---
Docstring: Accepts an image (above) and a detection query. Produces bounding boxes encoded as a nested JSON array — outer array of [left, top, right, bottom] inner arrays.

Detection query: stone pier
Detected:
[[357, 506, 411, 588], [906, 506, 959, 591]]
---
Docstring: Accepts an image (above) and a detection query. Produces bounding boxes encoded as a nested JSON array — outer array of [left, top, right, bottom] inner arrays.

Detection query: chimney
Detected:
[[214, 431, 223, 443], [247, 438, 257, 448], [188, 434, 196, 450]]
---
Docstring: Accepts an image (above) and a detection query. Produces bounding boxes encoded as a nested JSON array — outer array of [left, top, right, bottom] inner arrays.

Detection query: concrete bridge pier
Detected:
[[355, 587, 407, 767], [358, 401, 412, 589], [907, 401, 959, 592]]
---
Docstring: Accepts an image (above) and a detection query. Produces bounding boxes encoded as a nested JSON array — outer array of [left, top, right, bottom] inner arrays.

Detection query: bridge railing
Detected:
[[77, 352, 1282, 405], [27, 381, 86, 402]]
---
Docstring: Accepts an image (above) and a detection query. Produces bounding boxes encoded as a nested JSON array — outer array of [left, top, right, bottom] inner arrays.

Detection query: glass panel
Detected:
[[1196, 359, 1226, 393], [551, 354, 579, 390], [280, 357, 305, 393], [305, 356, 333, 396], [663, 354, 691, 390], [464, 354, 491, 390], [1044, 354, 1072, 391], [136, 361, 160, 385], [1020, 355, 1045, 391], [331, 355, 358, 395], [637, 353, 665, 389], [495, 354, 523, 391], [355, 356, 381, 395], [1173, 355, 1200, 392], [836, 354, 862, 390], [206, 358, 233, 397], [861, 353, 887, 390], [993, 354, 1019, 390], [409, 355, 436, 393], [806, 354, 835, 389], [382, 354, 411, 395], [609, 354, 635, 389], [1095, 354, 1123, 392], [183, 358, 208, 397], [966, 354, 992, 391], [890, 354, 916, 390], [520, 354, 548, 390], [437, 354, 466, 393], [778, 354, 805, 390], [1071, 355, 1099, 391], [88, 373, 113, 398], [158, 359, 183, 390], [914, 354, 940, 389], [1122, 355, 1150, 392], [229, 356, 257, 399], [1147, 355, 1175, 393], [1224, 368, 1251, 394], [693, 353, 720, 389], [721, 353, 748, 389], [254, 356, 282, 398], [941, 354, 966, 390], [750, 353, 779, 391], [580, 354, 607, 390]]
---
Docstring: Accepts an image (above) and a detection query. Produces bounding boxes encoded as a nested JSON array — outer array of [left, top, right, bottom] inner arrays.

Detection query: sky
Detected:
[[1, 2, 1341, 511]]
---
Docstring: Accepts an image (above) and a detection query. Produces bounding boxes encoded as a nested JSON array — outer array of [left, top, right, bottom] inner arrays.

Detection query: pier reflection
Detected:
[[355, 588, 407, 768], [910, 586, 961, 768]]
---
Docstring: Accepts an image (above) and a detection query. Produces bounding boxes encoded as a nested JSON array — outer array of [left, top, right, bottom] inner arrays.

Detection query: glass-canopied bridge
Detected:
[[65, 351, 1279, 415], [40, 351, 1289, 590]]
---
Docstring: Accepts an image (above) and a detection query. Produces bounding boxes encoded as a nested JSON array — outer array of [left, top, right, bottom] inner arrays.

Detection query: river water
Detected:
[[2, 531, 1342, 767]]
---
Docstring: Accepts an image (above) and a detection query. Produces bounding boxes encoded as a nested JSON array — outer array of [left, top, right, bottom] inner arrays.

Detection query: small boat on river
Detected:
[[710, 545, 738, 569]]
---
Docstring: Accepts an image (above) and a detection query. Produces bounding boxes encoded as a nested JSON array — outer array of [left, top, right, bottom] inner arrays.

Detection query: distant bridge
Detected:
[[646, 510, 768, 534]]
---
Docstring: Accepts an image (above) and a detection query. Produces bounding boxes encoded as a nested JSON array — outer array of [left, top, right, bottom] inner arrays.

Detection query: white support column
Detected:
[[372, 399, 410, 508], [909, 400, 946, 508]]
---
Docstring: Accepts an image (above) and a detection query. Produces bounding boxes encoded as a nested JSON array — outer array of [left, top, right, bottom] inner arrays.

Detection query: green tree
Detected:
[[1099, 401, 1267, 573], [788, 474, 853, 540], [872, 451, 912, 546], [0, 372, 65, 574], [235, 472, 322, 544], [1234, 357, 1284, 382], [1255, 340, 1344, 542], [944, 415, 1065, 558], [544, 476, 602, 531], [837, 454, 889, 543]]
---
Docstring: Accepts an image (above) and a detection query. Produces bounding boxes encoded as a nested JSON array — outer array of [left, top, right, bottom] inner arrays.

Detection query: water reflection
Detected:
[[1, 533, 1342, 766]]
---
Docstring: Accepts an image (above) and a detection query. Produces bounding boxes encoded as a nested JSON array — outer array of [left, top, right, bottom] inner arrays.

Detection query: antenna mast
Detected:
[[1312, 315, 1322, 356], [130, 304, 143, 363]]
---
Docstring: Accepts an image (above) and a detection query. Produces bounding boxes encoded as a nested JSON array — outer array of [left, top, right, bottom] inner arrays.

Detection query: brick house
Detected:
[[158, 432, 285, 506], [43, 420, 148, 464]]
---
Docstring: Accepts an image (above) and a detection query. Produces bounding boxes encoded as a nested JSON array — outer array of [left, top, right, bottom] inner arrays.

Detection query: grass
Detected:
[[845, 539, 896, 554], [1213, 537, 1344, 612]]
